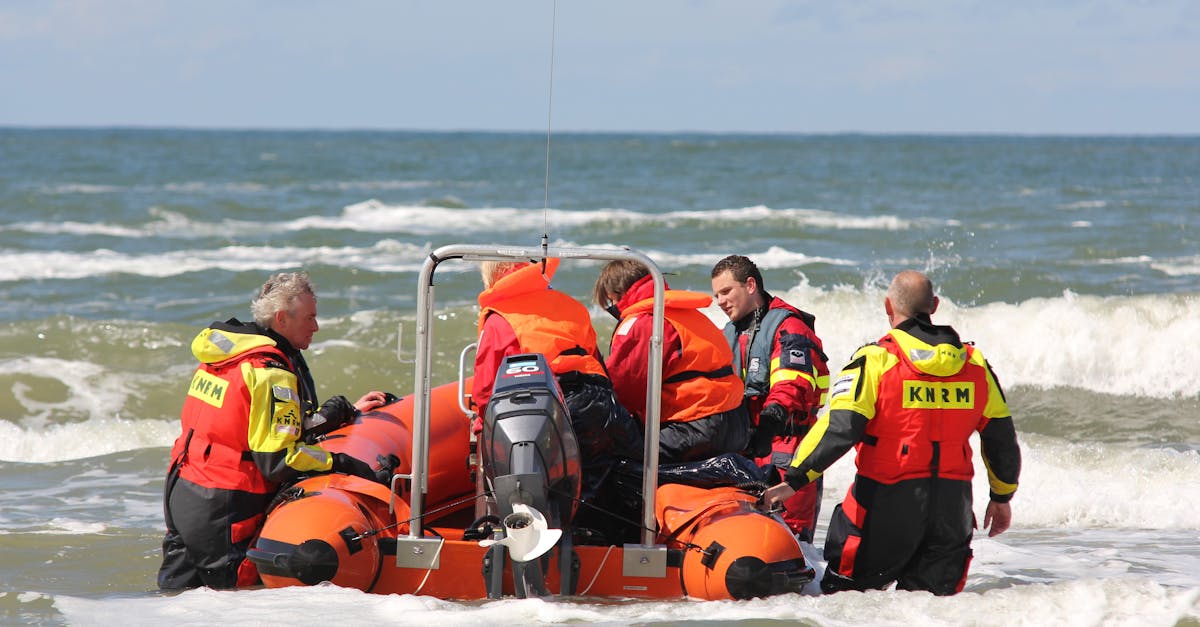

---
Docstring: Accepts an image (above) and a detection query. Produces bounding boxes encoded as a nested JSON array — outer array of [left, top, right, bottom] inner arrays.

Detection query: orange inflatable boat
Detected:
[[246, 244, 816, 601]]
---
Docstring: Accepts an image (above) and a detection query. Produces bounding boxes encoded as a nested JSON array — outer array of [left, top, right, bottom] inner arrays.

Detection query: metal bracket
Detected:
[[394, 537, 444, 569], [622, 544, 668, 578]]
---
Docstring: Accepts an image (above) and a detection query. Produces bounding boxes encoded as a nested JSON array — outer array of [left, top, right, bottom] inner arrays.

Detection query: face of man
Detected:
[[274, 292, 319, 350], [711, 270, 761, 323]]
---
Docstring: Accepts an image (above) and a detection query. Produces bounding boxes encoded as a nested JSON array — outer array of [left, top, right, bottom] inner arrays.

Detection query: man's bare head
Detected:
[[885, 270, 938, 324]]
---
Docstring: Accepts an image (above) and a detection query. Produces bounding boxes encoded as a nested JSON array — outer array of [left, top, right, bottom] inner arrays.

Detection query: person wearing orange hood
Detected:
[[592, 259, 749, 463], [474, 259, 642, 542]]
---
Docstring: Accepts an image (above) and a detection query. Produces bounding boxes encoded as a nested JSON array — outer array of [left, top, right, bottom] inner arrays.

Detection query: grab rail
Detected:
[[404, 244, 667, 555]]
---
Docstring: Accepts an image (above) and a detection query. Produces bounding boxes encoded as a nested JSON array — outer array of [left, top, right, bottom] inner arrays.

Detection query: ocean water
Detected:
[[0, 128, 1197, 626]]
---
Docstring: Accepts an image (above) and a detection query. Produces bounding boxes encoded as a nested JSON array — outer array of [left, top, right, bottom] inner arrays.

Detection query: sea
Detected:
[[0, 128, 1197, 626]]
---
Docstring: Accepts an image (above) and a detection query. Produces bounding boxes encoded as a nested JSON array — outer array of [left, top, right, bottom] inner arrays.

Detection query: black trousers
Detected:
[[157, 468, 270, 590], [821, 475, 975, 596]]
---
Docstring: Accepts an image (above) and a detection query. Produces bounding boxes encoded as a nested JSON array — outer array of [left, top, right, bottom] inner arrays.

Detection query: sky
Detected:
[[1, 1, 1198, 135]]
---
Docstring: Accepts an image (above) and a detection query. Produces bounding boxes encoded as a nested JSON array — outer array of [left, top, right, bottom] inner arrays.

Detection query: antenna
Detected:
[[541, 0, 558, 273]]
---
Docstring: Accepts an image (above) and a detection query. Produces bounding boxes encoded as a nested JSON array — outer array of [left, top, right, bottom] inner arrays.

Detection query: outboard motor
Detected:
[[479, 353, 582, 597]]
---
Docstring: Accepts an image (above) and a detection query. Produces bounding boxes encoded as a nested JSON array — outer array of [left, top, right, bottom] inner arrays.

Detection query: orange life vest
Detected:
[[623, 291, 744, 423], [477, 259, 607, 379], [855, 333, 990, 483]]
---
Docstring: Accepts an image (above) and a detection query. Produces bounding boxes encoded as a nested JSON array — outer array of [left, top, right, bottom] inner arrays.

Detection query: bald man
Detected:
[[762, 270, 1022, 595]]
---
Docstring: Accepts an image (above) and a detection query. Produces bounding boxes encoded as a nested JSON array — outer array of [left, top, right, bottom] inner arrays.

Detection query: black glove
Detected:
[[748, 404, 788, 458], [304, 395, 359, 441], [331, 452, 396, 485]]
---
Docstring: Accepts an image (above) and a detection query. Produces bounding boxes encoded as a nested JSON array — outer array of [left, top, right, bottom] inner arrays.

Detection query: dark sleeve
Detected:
[[979, 416, 1021, 503], [782, 407, 867, 489]]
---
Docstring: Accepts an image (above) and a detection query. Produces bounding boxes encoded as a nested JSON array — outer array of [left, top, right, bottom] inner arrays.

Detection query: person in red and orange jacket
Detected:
[[763, 270, 1021, 595], [592, 259, 749, 463], [711, 255, 829, 542], [474, 259, 642, 542], [157, 272, 390, 591]]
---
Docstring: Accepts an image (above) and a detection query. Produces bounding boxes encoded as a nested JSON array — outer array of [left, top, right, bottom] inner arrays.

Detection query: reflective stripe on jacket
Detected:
[[722, 298, 830, 414], [853, 326, 999, 483], [171, 322, 333, 494]]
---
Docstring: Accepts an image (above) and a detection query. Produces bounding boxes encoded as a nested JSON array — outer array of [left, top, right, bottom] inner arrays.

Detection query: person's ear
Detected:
[[884, 297, 894, 318], [745, 277, 758, 295], [931, 296, 940, 315]]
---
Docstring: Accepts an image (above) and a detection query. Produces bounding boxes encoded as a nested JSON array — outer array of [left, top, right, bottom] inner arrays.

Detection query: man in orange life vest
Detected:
[[592, 259, 749, 463], [763, 270, 1021, 595], [158, 272, 392, 590], [473, 259, 642, 540], [711, 255, 830, 542]]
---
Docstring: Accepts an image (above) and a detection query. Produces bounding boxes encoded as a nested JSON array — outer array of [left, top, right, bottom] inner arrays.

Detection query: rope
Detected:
[[412, 537, 447, 595], [578, 545, 615, 595], [352, 491, 490, 541]]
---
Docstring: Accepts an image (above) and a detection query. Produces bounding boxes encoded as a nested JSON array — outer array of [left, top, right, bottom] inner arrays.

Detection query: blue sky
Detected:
[[2, 1, 1197, 134]]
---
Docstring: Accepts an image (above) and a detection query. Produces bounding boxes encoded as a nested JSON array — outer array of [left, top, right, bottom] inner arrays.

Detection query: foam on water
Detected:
[[47, 578, 1200, 626], [767, 284, 1200, 399], [0, 415, 177, 464], [0, 201, 933, 242], [0, 240, 437, 280]]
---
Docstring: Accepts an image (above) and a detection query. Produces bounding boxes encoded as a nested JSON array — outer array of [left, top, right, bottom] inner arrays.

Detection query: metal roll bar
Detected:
[[400, 244, 667, 557]]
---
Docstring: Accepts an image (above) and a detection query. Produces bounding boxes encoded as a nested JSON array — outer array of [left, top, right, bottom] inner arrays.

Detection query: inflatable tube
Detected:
[[249, 380, 814, 600], [656, 483, 814, 600], [248, 382, 471, 590]]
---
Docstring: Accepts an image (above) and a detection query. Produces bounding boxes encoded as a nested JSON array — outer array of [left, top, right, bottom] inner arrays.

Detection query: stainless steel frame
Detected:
[[395, 244, 669, 577]]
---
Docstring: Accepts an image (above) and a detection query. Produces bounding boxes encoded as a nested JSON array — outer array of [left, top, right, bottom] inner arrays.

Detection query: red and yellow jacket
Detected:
[[724, 295, 830, 426], [783, 316, 1020, 502], [608, 275, 744, 425], [171, 320, 335, 495]]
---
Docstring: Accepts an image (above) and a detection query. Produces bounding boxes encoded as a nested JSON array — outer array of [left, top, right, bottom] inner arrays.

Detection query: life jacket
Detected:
[[855, 327, 991, 484], [725, 307, 789, 398], [171, 343, 293, 495], [622, 290, 743, 423], [477, 258, 607, 379], [724, 299, 830, 415]]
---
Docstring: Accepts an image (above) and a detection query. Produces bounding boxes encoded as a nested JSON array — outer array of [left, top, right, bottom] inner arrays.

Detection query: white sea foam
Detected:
[[0, 240, 436, 280], [0, 202, 927, 242], [641, 244, 857, 270], [0, 416, 178, 464], [767, 284, 1200, 399], [810, 432, 1200, 535], [50, 576, 1200, 627], [1150, 254, 1200, 277]]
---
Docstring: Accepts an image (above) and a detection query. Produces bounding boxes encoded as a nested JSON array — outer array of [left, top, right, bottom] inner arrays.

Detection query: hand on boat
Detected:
[[354, 390, 389, 412], [331, 452, 396, 485], [303, 395, 359, 441], [759, 482, 796, 512]]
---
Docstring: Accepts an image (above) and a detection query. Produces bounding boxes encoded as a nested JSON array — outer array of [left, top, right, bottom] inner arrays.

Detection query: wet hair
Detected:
[[480, 260, 527, 289], [251, 272, 316, 328], [710, 254, 764, 290], [887, 270, 936, 318], [592, 259, 650, 308]]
